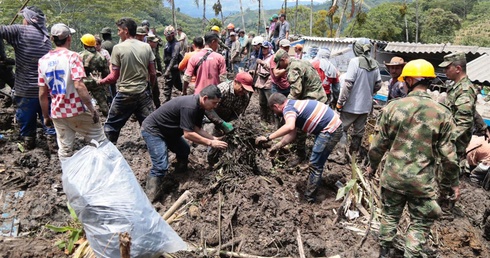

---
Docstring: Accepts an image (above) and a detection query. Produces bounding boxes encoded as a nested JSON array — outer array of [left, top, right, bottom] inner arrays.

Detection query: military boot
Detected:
[[145, 176, 164, 202]]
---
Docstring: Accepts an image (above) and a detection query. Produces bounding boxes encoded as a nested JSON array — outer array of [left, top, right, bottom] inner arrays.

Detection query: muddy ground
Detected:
[[0, 79, 489, 257]]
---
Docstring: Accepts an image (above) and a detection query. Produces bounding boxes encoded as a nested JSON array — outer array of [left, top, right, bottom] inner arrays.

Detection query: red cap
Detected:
[[235, 72, 254, 92]]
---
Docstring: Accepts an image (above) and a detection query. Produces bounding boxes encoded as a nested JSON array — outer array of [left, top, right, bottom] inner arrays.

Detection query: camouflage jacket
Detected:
[[369, 90, 460, 198], [287, 59, 328, 103], [444, 76, 478, 157], [79, 49, 109, 88]]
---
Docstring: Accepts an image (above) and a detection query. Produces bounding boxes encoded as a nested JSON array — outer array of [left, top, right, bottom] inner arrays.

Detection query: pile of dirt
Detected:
[[0, 82, 489, 257]]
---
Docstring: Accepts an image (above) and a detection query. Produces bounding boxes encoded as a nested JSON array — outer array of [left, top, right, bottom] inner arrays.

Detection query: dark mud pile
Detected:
[[0, 80, 489, 257]]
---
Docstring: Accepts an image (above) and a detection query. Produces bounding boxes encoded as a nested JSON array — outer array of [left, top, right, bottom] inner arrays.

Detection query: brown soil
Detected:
[[0, 79, 489, 257]]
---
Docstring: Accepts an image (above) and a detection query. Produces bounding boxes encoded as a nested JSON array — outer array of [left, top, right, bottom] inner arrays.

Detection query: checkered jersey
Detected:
[[38, 49, 87, 118]]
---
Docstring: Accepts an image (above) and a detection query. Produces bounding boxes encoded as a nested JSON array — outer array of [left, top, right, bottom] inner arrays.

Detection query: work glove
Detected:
[[221, 121, 234, 134], [336, 104, 343, 112]]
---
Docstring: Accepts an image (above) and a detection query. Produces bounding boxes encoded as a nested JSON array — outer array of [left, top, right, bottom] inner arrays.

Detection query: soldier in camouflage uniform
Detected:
[[367, 59, 460, 258], [438, 52, 479, 160], [100, 27, 114, 55], [275, 48, 328, 166], [162, 25, 183, 102], [79, 34, 110, 116]]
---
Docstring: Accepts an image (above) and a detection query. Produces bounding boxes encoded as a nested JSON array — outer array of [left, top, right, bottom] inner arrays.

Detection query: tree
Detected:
[[454, 1, 490, 46], [419, 8, 460, 43], [345, 2, 411, 41], [312, 10, 329, 37]]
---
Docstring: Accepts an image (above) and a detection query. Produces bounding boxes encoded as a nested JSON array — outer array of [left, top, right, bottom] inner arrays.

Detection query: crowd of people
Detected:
[[1, 5, 490, 258]]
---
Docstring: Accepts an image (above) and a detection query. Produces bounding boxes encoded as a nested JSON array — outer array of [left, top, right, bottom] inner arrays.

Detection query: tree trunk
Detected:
[[172, 0, 177, 28], [335, 0, 349, 38], [239, 0, 245, 32], [310, 0, 313, 36], [415, 0, 419, 43], [203, 0, 207, 33], [261, 0, 267, 33], [295, 0, 298, 35], [284, 0, 287, 16], [258, 0, 261, 35]]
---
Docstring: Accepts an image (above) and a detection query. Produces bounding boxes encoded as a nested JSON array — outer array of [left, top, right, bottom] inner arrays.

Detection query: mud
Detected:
[[0, 80, 489, 257]]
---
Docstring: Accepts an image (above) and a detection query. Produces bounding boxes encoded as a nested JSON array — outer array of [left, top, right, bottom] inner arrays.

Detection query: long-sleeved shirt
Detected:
[[286, 59, 327, 103], [205, 81, 250, 124], [0, 24, 51, 98], [444, 76, 478, 158], [369, 90, 460, 198]]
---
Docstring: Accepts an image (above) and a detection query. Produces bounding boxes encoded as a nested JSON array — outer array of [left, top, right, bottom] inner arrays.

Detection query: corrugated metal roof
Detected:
[[385, 42, 446, 53], [301, 36, 358, 43], [468, 54, 490, 85], [385, 42, 490, 55]]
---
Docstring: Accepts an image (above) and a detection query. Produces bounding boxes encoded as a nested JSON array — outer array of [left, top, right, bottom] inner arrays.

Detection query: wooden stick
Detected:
[[296, 228, 306, 258], [162, 190, 192, 220], [119, 232, 131, 258], [217, 192, 223, 255], [9, 0, 31, 25], [197, 247, 293, 258]]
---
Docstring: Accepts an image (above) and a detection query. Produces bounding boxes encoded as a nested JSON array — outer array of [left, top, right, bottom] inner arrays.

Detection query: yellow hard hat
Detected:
[[80, 33, 96, 47], [398, 59, 436, 82], [211, 25, 220, 32]]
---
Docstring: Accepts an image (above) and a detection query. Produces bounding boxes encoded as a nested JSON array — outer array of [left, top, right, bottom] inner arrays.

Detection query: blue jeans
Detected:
[[104, 90, 154, 143], [271, 83, 290, 97], [15, 97, 56, 137], [305, 125, 343, 200], [141, 130, 190, 177]]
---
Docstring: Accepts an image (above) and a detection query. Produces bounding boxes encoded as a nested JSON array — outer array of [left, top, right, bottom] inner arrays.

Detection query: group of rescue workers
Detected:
[[2, 5, 490, 258]]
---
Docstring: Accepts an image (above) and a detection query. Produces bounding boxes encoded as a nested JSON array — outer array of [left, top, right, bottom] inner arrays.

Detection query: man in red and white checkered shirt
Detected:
[[39, 23, 106, 160]]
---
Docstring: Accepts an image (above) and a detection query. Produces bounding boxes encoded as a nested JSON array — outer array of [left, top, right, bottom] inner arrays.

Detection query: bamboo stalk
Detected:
[[296, 228, 306, 258], [162, 190, 192, 220]]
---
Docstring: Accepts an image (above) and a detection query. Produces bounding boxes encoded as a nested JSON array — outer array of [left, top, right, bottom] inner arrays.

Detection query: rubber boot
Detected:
[[349, 135, 362, 155], [379, 246, 395, 258], [175, 159, 188, 173], [47, 134, 58, 154], [304, 166, 321, 203], [23, 136, 36, 150], [145, 176, 164, 202], [105, 131, 119, 144]]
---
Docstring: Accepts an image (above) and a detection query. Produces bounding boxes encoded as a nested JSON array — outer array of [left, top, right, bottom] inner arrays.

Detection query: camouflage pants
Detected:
[[86, 84, 109, 117], [163, 68, 182, 102], [380, 187, 442, 257]]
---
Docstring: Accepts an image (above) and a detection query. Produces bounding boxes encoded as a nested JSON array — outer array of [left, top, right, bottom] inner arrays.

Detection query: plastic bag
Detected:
[[62, 140, 187, 257]]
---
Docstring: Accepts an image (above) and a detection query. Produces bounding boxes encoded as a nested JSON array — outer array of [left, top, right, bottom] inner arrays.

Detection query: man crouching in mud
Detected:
[[255, 93, 342, 203]]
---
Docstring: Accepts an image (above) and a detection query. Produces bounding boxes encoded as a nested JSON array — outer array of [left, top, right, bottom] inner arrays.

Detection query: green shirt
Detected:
[[369, 90, 460, 198], [111, 39, 155, 94]]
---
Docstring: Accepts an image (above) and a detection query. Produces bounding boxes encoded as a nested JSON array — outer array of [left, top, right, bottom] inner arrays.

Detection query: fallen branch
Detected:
[[296, 228, 306, 258], [194, 247, 293, 258], [163, 190, 192, 220]]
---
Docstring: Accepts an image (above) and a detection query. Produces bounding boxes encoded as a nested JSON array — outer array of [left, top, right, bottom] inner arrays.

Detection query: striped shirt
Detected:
[[0, 24, 52, 98], [283, 99, 341, 134]]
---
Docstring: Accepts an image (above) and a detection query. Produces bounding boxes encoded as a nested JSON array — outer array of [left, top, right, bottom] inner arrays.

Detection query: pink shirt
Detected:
[[38, 49, 87, 119], [269, 56, 290, 90], [185, 48, 226, 94]]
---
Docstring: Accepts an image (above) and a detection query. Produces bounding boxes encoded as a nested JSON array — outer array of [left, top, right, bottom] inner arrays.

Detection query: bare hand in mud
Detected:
[[451, 186, 460, 201], [269, 142, 283, 156], [210, 139, 227, 149], [255, 136, 268, 145]]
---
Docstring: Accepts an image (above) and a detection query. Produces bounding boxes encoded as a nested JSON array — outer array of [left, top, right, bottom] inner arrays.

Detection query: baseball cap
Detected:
[[272, 14, 279, 19], [279, 39, 290, 47], [136, 26, 147, 35], [235, 72, 254, 92], [385, 56, 406, 66], [274, 49, 289, 64], [100, 27, 111, 34], [50, 23, 76, 40], [261, 41, 272, 48], [230, 32, 236, 36], [439, 52, 466, 67]]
